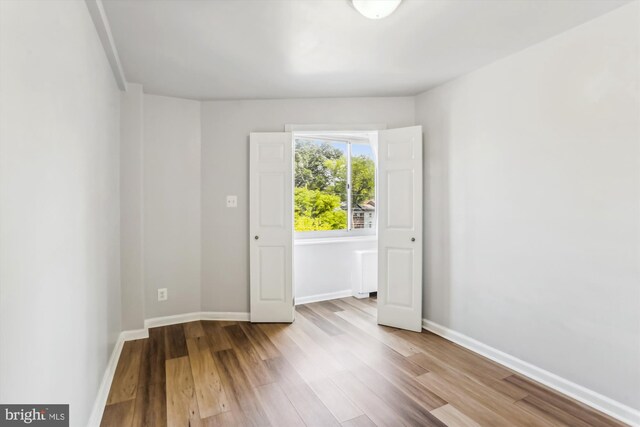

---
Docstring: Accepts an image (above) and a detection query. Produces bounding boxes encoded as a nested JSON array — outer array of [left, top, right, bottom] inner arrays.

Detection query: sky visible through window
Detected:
[[351, 143, 373, 157]]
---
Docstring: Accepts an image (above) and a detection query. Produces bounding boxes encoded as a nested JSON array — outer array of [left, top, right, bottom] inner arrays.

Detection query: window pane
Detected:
[[294, 139, 348, 232], [350, 143, 376, 230]]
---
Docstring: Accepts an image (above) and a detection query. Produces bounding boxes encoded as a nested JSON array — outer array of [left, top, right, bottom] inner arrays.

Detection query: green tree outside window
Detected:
[[294, 139, 375, 232]]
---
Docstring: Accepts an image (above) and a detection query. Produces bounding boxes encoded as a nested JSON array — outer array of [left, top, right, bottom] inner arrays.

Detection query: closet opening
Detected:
[[292, 131, 378, 309], [250, 125, 421, 329]]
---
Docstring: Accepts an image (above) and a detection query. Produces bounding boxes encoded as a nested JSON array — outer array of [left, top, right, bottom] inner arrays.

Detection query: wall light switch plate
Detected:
[[226, 195, 238, 208], [158, 288, 168, 301]]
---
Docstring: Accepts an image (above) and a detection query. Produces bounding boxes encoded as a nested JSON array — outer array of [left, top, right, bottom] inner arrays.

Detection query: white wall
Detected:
[[120, 83, 145, 330], [200, 97, 415, 313], [0, 1, 121, 426], [143, 94, 201, 319], [294, 239, 377, 301], [122, 95, 410, 320], [416, 1, 639, 412]]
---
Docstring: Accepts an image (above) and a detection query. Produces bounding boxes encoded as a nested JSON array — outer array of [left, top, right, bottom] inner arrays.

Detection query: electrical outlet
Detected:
[[226, 195, 238, 208], [157, 288, 168, 301]]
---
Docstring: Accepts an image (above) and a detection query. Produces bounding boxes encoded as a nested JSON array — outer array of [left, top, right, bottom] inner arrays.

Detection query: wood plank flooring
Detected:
[[101, 297, 626, 427]]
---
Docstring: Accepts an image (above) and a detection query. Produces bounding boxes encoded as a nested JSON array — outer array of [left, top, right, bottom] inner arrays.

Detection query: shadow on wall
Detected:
[[422, 113, 452, 326]]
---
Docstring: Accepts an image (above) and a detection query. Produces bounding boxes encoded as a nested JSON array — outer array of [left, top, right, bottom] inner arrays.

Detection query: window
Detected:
[[350, 142, 376, 230], [294, 135, 376, 236]]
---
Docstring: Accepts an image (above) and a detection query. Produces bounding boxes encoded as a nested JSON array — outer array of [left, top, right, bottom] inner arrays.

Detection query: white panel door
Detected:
[[250, 132, 295, 323], [377, 126, 423, 332]]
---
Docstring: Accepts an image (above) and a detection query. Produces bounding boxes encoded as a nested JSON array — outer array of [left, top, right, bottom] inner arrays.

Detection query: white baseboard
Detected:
[[422, 319, 640, 427], [295, 289, 353, 305], [120, 328, 148, 341], [144, 311, 250, 329], [200, 311, 250, 322], [144, 312, 201, 329], [87, 331, 126, 427]]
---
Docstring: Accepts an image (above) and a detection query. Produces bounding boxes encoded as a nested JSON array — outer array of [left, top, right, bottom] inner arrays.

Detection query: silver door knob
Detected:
[[254, 235, 259, 240], [411, 237, 415, 242]]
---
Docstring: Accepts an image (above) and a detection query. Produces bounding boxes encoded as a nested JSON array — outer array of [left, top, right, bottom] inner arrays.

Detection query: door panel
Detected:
[[378, 126, 423, 332], [258, 246, 286, 301], [250, 132, 294, 323], [386, 248, 414, 307], [386, 169, 414, 228], [259, 172, 285, 227]]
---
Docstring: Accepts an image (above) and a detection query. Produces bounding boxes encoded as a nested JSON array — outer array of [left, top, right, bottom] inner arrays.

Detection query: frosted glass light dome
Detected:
[[352, 0, 402, 20]]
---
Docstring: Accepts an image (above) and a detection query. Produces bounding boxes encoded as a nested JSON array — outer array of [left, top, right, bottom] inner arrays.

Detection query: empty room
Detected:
[[0, 0, 639, 426]]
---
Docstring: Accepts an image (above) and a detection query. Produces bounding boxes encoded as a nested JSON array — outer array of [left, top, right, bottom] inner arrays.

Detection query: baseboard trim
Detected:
[[144, 311, 250, 329], [87, 331, 126, 426], [422, 319, 640, 426], [120, 328, 148, 341], [144, 312, 201, 329], [295, 290, 353, 305], [199, 311, 251, 322]]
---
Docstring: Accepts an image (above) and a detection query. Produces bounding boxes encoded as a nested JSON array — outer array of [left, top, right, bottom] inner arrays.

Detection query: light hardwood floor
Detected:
[[101, 297, 626, 426]]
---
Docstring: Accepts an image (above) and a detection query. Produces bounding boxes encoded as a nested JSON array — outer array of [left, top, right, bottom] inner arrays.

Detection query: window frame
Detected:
[[293, 132, 377, 240]]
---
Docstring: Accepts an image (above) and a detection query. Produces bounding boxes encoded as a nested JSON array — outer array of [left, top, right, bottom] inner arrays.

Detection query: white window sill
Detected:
[[294, 235, 377, 246]]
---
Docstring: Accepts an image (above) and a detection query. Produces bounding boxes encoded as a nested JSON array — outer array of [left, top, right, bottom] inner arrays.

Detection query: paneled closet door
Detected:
[[249, 132, 295, 323], [377, 126, 423, 332]]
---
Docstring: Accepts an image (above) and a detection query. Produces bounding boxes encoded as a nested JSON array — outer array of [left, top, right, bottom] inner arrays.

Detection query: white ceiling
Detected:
[[102, 0, 629, 100]]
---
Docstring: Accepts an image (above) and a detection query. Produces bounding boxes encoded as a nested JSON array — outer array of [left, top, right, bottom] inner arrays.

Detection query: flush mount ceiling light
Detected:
[[352, 0, 402, 19]]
